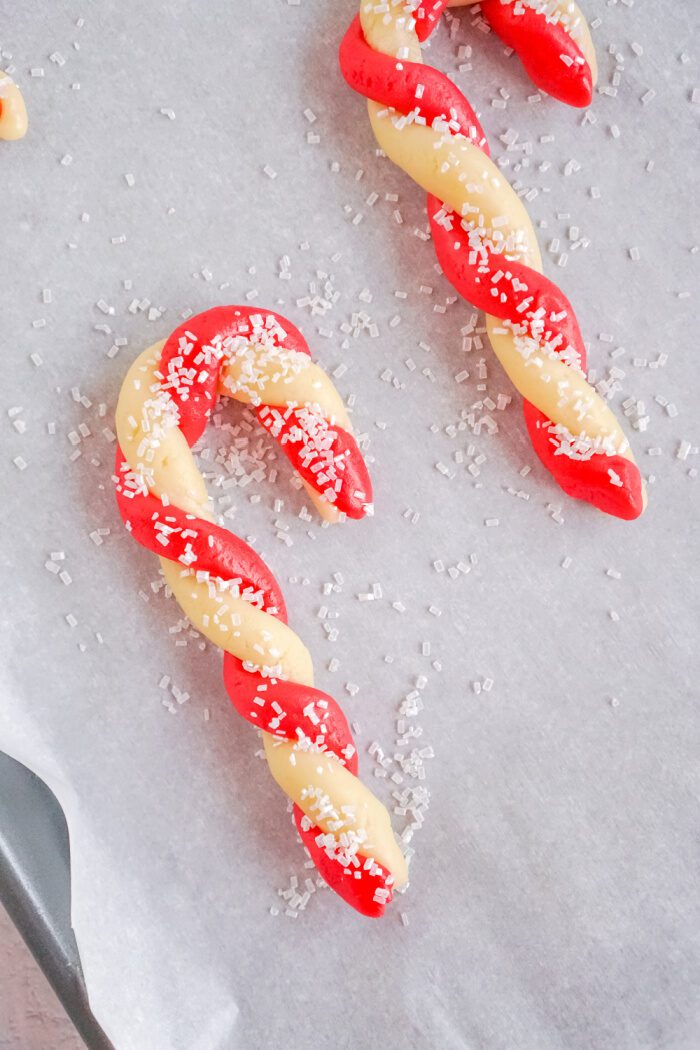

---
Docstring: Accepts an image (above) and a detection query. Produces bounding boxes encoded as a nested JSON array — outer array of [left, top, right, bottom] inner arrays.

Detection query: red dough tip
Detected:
[[257, 404, 372, 520], [479, 0, 593, 108], [415, 1, 450, 42], [296, 809, 396, 918], [524, 407, 646, 521]]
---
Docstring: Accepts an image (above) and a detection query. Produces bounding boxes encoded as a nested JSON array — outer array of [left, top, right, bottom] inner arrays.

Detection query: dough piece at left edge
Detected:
[[0, 72, 28, 140]]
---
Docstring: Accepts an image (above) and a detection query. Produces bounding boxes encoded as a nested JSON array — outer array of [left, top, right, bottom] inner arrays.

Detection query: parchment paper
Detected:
[[2, 1, 699, 1047]]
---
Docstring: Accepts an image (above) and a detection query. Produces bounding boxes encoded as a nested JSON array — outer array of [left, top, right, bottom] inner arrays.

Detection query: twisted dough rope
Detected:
[[340, 0, 646, 520], [114, 306, 407, 917], [0, 72, 28, 140]]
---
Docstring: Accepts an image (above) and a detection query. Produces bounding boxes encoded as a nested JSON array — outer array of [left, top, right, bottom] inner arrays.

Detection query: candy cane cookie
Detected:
[[340, 1, 645, 519], [114, 306, 407, 916], [0, 72, 28, 140]]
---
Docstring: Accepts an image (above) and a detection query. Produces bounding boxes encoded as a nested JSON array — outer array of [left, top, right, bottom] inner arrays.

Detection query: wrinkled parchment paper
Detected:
[[2, 2, 699, 1047]]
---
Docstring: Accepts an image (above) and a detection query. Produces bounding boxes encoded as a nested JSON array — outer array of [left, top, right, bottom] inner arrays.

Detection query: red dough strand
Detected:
[[339, 15, 488, 147], [115, 485, 288, 616]]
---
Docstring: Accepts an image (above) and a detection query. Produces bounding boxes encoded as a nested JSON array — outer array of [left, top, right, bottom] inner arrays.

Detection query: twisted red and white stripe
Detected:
[[341, 1, 645, 520], [114, 306, 407, 916]]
